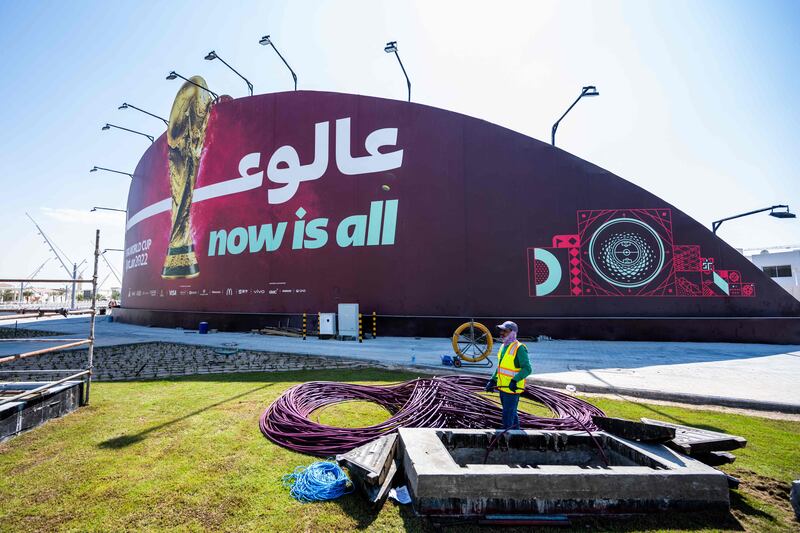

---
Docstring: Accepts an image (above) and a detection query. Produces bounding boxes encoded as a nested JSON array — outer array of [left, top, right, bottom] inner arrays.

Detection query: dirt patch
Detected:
[[14, 509, 76, 532], [730, 468, 798, 529], [5, 453, 52, 476], [29, 487, 59, 505], [120, 493, 241, 531]]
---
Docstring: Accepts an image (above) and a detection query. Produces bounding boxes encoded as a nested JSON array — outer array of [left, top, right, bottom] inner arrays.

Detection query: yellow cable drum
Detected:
[[451, 321, 494, 362]]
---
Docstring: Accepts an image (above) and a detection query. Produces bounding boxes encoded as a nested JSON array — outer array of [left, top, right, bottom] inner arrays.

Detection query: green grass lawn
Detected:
[[0, 369, 798, 532]]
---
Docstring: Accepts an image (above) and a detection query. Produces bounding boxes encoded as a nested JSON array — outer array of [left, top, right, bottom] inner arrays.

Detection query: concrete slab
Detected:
[[336, 433, 398, 486], [591, 416, 675, 442], [641, 418, 747, 455], [2, 316, 800, 411], [692, 451, 737, 466], [336, 435, 400, 506], [399, 428, 730, 516]]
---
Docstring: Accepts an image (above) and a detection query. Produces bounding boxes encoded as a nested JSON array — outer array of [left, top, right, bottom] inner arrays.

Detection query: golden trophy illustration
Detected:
[[161, 76, 213, 279]]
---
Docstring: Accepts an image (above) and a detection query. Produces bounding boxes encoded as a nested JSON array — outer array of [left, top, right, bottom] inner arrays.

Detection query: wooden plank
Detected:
[[257, 328, 302, 338]]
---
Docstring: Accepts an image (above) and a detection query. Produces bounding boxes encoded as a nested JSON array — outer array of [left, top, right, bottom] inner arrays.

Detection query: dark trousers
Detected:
[[499, 391, 521, 429]]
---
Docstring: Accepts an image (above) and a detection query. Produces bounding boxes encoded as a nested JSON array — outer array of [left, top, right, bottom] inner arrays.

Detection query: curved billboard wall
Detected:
[[119, 87, 800, 341]]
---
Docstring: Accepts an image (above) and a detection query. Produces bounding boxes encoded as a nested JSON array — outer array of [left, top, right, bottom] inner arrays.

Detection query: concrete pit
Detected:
[[442, 430, 665, 468], [400, 428, 730, 516]]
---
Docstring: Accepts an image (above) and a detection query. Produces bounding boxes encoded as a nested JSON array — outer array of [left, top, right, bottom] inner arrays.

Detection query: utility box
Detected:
[[338, 303, 359, 339], [319, 313, 337, 336]]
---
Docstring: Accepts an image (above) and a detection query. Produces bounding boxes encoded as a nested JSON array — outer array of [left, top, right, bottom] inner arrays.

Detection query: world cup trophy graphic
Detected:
[[161, 76, 213, 279]]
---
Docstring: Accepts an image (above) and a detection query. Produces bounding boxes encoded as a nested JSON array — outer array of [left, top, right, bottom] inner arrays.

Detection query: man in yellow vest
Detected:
[[484, 321, 532, 429]]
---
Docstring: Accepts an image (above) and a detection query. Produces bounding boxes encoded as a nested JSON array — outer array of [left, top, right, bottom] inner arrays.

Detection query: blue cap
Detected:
[[496, 321, 518, 332]]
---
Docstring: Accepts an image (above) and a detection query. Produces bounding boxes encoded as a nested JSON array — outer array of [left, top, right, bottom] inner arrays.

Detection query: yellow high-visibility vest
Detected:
[[496, 340, 526, 394]]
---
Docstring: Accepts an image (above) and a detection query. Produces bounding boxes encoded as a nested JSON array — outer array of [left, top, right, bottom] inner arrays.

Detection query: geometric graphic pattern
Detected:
[[533, 248, 561, 296], [527, 207, 756, 298], [577, 209, 675, 297], [588, 217, 665, 288], [550, 234, 583, 295], [673, 245, 701, 272]]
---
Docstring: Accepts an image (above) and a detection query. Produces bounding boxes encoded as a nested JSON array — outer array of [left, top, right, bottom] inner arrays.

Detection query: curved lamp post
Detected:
[[204, 50, 253, 96], [90, 166, 133, 179], [101, 123, 154, 143], [551, 85, 599, 147], [118, 103, 168, 126], [712, 205, 796, 234], [90, 207, 127, 213], [259, 35, 298, 90], [384, 41, 411, 102], [166, 71, 219, 100]]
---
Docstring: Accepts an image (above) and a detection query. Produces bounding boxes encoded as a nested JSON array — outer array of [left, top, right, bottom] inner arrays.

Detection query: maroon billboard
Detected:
[[121, 85, 800, 336]]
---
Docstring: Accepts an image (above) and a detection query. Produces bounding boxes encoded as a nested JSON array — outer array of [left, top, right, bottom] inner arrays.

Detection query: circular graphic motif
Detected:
[[588, 218, 665, 288], [534, 260, 550, 285]]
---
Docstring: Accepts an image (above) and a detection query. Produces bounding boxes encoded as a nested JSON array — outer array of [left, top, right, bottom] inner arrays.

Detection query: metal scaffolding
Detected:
[[0, 230, 100, 407]]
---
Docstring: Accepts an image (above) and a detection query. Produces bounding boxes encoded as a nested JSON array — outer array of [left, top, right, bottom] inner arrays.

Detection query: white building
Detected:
[[745, 247, 800, 301]]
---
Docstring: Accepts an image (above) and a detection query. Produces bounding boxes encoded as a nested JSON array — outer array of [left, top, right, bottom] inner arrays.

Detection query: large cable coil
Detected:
[[260, 375, 604, 456]]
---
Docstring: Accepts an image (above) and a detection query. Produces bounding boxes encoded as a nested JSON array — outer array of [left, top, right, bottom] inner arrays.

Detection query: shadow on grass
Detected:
[[97, 368, 426, 450], [333, 493, 426, 531], [730, 489, 779, 523], [98, 382, 273, 449]]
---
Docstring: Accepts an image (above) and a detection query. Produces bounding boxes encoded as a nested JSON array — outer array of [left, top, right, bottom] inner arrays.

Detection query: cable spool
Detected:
[[282, 460, 353, 502], [452, 321, 493, 362]]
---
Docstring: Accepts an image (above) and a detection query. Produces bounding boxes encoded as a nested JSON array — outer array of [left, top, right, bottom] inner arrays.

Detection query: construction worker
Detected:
[[484, 321, 532, 429]]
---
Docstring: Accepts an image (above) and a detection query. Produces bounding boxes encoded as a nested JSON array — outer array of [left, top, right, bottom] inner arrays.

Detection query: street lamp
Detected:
[[102, 123, 154, 143], [90, 207, 127, 213], [90, 166, 134, 179], [204, 50, 253, 96], [551, 85, 599, 147], [384, 41, 411, 102], [166, 71, 219, 100], [259, 35, 298, 90], [119, 103, 169, 126], [712, 205, 796, 234]]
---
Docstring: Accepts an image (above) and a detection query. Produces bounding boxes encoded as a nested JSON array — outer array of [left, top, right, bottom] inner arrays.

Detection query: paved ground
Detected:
[[2, 315, 799, 412]]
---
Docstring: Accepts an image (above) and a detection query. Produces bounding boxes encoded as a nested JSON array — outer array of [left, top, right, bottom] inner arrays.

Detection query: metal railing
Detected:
[[0, 230, 100, 407]]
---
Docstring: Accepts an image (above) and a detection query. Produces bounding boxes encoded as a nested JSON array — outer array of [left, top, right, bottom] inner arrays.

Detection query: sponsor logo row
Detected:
[[126, 288, 308, 297]]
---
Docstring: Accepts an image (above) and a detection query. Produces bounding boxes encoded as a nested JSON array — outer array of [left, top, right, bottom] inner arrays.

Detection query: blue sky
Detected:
[[0, 0, 798, 286]]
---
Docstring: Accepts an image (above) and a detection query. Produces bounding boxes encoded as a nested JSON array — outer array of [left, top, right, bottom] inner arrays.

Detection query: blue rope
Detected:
[[282, 460, 353, 503]]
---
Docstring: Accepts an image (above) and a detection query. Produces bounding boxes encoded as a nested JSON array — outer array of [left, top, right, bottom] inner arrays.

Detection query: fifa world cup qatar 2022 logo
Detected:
[[161, 76, 214, 279]]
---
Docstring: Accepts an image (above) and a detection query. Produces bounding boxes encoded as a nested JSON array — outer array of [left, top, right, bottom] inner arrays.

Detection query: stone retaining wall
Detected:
[[1, 341, 372, 381], [0, 326, 58, 339]]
